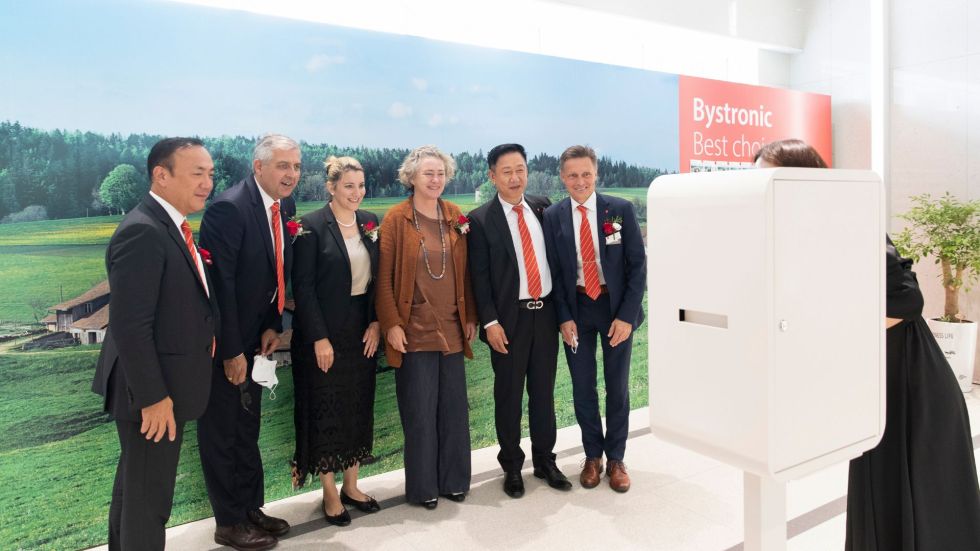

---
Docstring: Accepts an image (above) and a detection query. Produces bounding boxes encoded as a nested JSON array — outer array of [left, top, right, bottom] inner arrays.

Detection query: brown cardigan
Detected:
[[375, 198, 478, 367]]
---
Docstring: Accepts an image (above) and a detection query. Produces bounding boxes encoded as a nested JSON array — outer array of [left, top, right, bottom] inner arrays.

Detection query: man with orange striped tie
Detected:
[[198, 134, 299, 551], [468, 144, 571, 498], [543, 145, 646, 493]]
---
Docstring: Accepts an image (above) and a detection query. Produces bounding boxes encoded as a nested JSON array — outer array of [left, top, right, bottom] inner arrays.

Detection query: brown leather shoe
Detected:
[[247, 508, 290, 537], [580, 457, 603, 489], [214, 522, 277, 551], [607, 460, 631, 493]]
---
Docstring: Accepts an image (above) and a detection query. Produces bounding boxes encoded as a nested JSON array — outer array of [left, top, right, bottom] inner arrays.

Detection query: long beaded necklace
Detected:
[[411, 197, 447, 280]]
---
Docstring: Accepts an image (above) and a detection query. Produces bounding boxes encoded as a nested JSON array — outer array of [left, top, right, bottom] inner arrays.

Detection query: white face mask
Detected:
[[252, 355, 279, 400]]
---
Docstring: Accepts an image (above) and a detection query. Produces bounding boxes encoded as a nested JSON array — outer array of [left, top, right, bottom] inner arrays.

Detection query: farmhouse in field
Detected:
[[45, 280, 110, 342], [70, 304, 109, 345]]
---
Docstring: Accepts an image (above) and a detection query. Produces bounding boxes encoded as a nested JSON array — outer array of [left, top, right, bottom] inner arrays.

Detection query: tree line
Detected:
[[0, 121, 667, 221]]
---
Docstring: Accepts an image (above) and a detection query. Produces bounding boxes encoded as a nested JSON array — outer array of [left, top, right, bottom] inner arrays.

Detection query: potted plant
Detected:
[[893, 192, 980, 392]]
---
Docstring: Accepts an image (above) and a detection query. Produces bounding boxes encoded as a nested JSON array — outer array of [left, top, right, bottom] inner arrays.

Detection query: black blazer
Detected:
[[467, 193, 551, 343], [543, 192, 646, 328], [291, 204, 379, 344], [91, 195, 219, 422], [199, 176, 295, 360]]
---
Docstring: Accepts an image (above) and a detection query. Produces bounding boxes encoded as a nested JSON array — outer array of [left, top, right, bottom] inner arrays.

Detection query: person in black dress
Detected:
[[756, 139, 980, 550], [291, 155, 381, 526]]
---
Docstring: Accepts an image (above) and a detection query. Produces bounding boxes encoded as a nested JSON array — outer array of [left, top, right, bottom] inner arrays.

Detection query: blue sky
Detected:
[[0, 0, 679, 170]]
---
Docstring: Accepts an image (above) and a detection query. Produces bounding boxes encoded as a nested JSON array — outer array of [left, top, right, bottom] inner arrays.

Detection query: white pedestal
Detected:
[[743, 472, 787, 551]]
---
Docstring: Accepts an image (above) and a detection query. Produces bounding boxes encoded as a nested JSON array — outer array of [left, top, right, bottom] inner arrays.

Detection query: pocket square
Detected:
[[605, 233, 622, 245]]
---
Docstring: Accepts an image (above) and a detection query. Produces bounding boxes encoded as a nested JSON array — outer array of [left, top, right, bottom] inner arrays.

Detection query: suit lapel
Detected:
[[596, 192, 608, 267], [324, 203, 352, 274], [142, 196, 211, 302], [355, 210, 379, 276], [487, 198, 518, 267], [559, 199, 577, 272], [246, 176, 276, 268]]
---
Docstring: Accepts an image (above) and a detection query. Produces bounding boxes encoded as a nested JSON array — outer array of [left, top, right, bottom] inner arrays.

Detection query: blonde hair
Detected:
[[324, 155, 364, 192], [397, 145, 456, 189]]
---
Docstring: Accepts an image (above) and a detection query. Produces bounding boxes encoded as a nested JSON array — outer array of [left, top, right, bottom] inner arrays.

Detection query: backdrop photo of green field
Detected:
[[0, 192, 649, 550]]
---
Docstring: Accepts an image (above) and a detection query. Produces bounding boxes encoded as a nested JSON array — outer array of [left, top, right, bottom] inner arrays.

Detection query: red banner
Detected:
[[678, 75, 832, 172]]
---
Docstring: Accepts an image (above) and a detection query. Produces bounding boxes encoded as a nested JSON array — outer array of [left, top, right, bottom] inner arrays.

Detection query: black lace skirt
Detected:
[[291, 294, 377, 488]]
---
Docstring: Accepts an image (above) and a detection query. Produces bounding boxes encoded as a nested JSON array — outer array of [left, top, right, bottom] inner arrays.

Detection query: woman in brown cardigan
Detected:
[[376, 145, 478, 509]]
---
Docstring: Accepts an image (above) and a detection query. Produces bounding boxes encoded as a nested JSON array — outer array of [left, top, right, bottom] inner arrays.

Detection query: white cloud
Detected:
[[427, 114, 444, 127], [305, 54, 346, 73], [427, 114, 460, 127], [411, 77, 428, 91], [388, 102, 413, 119]]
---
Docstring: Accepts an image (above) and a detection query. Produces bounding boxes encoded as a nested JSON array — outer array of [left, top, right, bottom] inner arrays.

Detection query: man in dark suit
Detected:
[[197, 134, 300, 550], [542, 145, 646, 493], [468, 143, 571, 498], [92, 138, 218, 550]]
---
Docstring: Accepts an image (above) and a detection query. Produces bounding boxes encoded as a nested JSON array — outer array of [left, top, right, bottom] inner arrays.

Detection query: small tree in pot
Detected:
[[893, 193, 980, 322]]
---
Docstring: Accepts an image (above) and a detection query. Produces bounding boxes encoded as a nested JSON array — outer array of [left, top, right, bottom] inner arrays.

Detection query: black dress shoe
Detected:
[[246, 508, 290, 537], [341, 490, 381, 513], [533, 462, 573, 491], [214, 522, 277, 551], [422, 498, 438, 510], [503, 471, 525, 498], [441, 492, 466, 502], [322, 501, 352, 526]]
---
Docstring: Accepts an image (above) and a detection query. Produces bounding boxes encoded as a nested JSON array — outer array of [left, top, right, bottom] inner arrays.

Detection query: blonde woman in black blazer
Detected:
[[291, 156, 381, 526]]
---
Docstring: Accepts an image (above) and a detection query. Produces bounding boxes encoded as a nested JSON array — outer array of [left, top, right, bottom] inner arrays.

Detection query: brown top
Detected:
[[404, 211, 463, 354], [375, 198, 478, 367]]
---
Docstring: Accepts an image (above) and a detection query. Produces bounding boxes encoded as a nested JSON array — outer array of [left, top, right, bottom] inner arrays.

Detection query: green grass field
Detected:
[[0, 189, 649, 549]]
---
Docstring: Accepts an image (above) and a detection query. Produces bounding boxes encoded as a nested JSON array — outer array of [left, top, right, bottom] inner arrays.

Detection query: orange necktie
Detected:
[[577, 205, 601, 300], [513, 205, 542, 300], [181, 220, 215, 357], [270, 202, 286, 314]]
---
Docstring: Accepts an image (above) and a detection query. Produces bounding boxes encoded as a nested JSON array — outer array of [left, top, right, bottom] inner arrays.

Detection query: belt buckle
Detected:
[[527, 299, 544, 310]]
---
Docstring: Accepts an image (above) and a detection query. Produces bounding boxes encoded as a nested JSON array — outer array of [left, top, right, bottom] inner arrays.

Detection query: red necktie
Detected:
[[181, 220, 215, 357], [513, 205, 542, 300], [577, 205, 601, 300], [270, 202, 286, 314]]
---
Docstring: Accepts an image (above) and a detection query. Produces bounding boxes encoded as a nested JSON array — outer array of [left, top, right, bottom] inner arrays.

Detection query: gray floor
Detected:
[[89, 392, 980, 551]]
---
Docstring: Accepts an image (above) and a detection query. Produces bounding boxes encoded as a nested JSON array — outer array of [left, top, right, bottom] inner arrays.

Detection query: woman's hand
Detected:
[[362, 322, 381, 358], [314, 338, 334, 372], [386, 325, 408, 353], [465, 322, 477, 344]]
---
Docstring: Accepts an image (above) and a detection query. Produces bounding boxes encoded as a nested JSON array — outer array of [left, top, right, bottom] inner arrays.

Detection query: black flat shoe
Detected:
[[422, 498, 438, 510], [441, 492, 466, 502], [534, 462, 573, 491], [503, 471, 525, 498], [322, 501, 351, 527], [341, 490, 381, 513]]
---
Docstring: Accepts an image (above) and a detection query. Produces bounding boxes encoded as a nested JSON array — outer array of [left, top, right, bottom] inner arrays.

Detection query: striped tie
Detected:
[[577, 205, 601, 300], [181, 220, 215, 357], [270, 202, 286, 314], [513, 205, 542, 300]]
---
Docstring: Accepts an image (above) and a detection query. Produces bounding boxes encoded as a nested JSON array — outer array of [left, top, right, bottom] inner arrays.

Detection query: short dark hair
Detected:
[[753, 139, 827, 168], [559, 144, 597, 171], [147, 137, 206, 180], [487, 143, 527, 170]]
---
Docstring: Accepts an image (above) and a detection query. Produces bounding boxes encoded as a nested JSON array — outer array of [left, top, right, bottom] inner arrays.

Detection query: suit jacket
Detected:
[[291, 204, 379, 344], [375, 198, 478, 367], [467, 193, 551, 343], [199, 177, 295, 360], [543, 192, 646, 328], [91, 195, 219, 422]]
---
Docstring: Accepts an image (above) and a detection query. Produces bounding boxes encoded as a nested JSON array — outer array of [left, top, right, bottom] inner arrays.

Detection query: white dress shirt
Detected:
[[254, 177, 284, 304], [149, 190, 209, 296], [571, 191, 607, 286]]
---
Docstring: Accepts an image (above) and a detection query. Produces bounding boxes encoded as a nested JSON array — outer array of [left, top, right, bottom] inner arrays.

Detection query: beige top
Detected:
[[404, 211, 463, 354], [346, 235, 371, 296]]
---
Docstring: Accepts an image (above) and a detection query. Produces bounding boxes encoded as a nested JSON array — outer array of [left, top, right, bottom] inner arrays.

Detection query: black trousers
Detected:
[[395, 351, 471, 503], [490, 298, 559, 473], [197, 356, 265, 526], [108, 419, 185, 551]]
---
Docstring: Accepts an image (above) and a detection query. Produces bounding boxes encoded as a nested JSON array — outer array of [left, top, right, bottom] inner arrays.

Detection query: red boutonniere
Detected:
[[199, 247, 212, 265], [602, 216, 623, 236], [361, 220, 380, 242], [286, 216, 309, 241], [452, 214, 471, 235]]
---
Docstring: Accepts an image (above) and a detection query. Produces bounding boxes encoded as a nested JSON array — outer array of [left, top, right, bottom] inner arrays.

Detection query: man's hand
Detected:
[[362, 322, 380, 358], [486, 324, 509, 354], [607, 319, 633, 347], [223, 354, 247, 385], [259, 328, 281, 356], [314, 338, 335, 372], [559, 320, 578, 347], [140, 396, 176, 443], [386, 325, 408, 353], [465, 322, 477, 344]]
